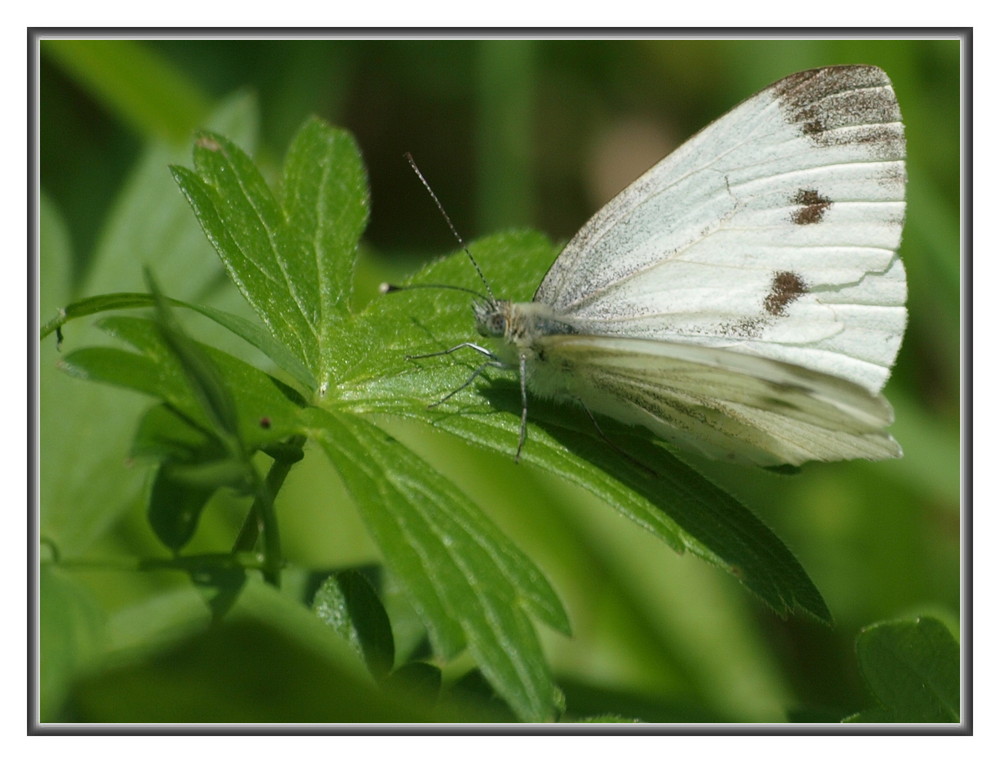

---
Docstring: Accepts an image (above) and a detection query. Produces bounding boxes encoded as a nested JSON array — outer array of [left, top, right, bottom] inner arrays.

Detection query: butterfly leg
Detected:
[[407, 342, 507, 408], [428, 359, 506, 408], [406, 342, 499, 362], [515, 352, 529, 463]]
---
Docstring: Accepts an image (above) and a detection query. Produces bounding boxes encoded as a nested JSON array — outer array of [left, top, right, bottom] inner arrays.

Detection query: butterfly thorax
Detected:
[[474, 299, 578, 350]]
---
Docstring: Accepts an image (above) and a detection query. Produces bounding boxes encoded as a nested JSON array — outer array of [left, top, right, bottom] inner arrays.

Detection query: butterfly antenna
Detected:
[[405, 152, 495, 302], [378, 281, 487, 299]]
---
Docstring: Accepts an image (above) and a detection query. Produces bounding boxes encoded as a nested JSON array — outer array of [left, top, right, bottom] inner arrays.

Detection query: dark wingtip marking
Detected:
[[772, 65, 905, 159], [764, 271, 808, 316], [791, 188, 833, 225]]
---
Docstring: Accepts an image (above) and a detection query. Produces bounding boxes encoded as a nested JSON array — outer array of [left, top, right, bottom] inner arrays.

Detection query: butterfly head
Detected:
[[475, 300, 578, 348], [473, 298, 511, 339]]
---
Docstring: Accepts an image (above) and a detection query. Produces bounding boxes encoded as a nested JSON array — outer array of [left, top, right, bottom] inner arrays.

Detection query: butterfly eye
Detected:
[[476, 312, 506, 337], [473, 300, 508, 337]]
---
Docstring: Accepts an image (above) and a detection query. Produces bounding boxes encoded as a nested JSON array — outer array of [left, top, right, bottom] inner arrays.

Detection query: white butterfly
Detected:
[[412, 65, 907, 467]]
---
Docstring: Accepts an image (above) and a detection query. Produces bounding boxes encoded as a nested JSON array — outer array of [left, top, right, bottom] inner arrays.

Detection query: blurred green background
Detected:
[[38, 37, 961, 723]]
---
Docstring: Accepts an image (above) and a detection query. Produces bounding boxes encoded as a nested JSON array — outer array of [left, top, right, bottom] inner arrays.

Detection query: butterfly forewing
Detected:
[[534, 65, 906, 396]]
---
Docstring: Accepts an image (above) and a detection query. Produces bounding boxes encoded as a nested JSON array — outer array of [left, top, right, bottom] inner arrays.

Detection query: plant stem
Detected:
[[232, 435, 307, 586]]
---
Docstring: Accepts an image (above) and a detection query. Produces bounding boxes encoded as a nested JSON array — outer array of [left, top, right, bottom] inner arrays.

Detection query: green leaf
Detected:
[[41, 292, 315, 391], [62, 311, 306, 584], [346, 231, 830, 623], [62, 315, 307, 450], [171, 154, 320, 375], [132, 403, 208, 462], [146, 269, 243, 452], [60, 345, 174, 402], [147, 462, 220, 551], [170, 119, 369, 387], [309, 408, 567, 722], [61, 117, 832, 720], [40, 93, 259, 554], [135, 406, 230, 551], [845, 616, 960, 723], [281, 117, 369, 328], [181, 300, 315, 390], [312, 570, 395, 682]]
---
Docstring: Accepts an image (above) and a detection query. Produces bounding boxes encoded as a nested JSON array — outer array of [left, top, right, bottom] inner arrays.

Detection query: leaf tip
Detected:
[[195, 133, 223, 152]]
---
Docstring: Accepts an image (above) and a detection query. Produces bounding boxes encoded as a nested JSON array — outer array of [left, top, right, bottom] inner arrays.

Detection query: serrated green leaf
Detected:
[[309, 408, 565, 722], [281, 117, 369, 330], [171, 152, 320, 375], [170, 120, 369, 388], [344, 231, 830, 623], [847, 616, 960, 723], [312, 570, 395, 682]]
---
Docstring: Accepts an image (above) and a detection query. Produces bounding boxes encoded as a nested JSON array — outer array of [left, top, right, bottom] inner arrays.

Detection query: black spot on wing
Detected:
[[703, 273, 808, 339], [790, 188, 832, 225], [764, 271, 808, 316]]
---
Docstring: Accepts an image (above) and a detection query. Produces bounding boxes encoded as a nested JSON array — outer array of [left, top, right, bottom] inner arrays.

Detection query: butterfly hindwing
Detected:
[[532, 334, 901, 466]]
